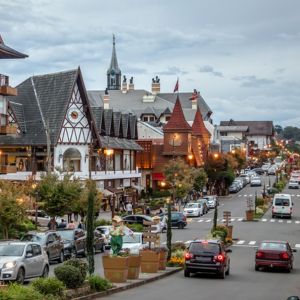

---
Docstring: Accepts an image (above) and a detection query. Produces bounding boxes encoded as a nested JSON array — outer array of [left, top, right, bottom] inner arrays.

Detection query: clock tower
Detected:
[[107, 34, 121, 90]]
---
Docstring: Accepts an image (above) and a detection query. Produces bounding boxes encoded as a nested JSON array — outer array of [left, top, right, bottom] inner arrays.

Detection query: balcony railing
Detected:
[[0, 74, 9, 86], [0, 74, 17, 96]]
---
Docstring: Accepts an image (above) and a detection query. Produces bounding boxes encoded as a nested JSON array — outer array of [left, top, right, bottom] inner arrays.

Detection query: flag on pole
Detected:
[[173, 78, 179, 93], [189, 89, 199, 100]]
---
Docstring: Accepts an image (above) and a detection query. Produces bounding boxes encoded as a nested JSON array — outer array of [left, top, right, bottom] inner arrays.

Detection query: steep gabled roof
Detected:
[[121, 113, 129, 137], [8, 101, 26, 133], [113, 111, 122, 137], [103, 109, 114, 136], [0, 35, 28, 59], [163, 96, 191, 131], [192, 106, 211, 138], [107, 35, 121, 75]]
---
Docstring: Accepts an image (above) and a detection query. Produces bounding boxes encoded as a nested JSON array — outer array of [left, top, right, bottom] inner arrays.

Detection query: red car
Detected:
[[255, 240, 296, 272]]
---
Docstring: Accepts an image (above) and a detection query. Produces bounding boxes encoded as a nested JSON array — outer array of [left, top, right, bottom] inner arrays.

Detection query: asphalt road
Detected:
[[50, 174, 300, 299]]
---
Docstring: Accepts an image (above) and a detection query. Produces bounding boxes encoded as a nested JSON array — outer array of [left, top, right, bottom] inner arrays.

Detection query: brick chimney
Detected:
[[128, 76, 134, 91], [151, 75, 160, 95], [103, 88, 109, 109], [121, 75, 127, 93]]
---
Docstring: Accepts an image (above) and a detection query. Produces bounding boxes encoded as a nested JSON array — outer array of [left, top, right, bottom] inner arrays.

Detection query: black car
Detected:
[[122, 214, 153, 225], [57, 229, 86, 258], [252, 168, 265, 175], [184, 239, 231, 279], [170, 212, 187, 229]]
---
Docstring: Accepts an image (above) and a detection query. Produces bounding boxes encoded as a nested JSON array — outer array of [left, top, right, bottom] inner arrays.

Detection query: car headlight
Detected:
[[3, 261, 16, 269]]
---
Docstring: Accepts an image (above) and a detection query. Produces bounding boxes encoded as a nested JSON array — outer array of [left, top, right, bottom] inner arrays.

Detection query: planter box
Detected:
[[246, 210, 254, 221], [226, 225, 233, 240], [140, 250, 160, 273], [159, 251, 167, 270], [127, 255, 141, 280], [102, 256, 128, 283], [0, 125, 17, 134]]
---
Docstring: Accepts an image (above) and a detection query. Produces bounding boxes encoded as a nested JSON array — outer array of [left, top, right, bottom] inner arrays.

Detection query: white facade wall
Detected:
[[137, 121, 163, 140], [246, 135, 271, 149]]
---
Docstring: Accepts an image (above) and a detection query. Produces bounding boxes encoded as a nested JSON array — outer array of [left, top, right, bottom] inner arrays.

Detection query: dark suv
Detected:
[[184, 239, 231, 279], [171, 212, 187, 229], [57, 229, 86, 258], [21, 231, 64, 263], [122, 214, 153, 225]]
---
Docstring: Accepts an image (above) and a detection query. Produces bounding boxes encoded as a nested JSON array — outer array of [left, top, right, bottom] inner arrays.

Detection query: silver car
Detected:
[[0, 241, 49, 284]]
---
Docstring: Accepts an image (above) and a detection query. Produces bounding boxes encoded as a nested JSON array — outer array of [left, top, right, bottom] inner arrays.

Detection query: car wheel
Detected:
[[184, 269, 190, 277], [41, 265, 49, 278], [255, 265, 259, 271], [219, 268, 226, 279], [178, 223, 184, 229], [101, 244, 105, 253], [16, 268, 25, 284], [225, 263, 230, 275], [58, 251, 64, 263]]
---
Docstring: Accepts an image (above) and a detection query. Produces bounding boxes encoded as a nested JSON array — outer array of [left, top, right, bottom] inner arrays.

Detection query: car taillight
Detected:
[[185, 252, 193, 260], [214, 254, 225, 262], [280, 252, 290, 260], [256, 251, 264, 258]]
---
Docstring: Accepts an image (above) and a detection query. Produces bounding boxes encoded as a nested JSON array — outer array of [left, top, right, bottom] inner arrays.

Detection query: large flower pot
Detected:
[[158, 250, 168, 270], [226, 225, 233, 240], [102, 256, 128, 283], [140, 250, 160, 273], [127, 255, 141, 279], [246, 210, 254, 221]]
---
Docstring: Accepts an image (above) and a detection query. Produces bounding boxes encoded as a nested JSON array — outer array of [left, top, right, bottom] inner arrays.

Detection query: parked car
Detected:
[[184, 202, 203, 217], [21, 231, 64, 263], [229, 183, 240, 193], [262, 164, 271, 172], [267, 166, 277, 175], [240, 173, 250, 184], [166, 212, 187, 229], [272, 194, 293, 219], [93, 230, 106, 253], [56, 228, 86, 258], [203, 195, 218, 208], [250, 176, 262, 186], [122, 214, 153, 226], [233, 179, 243, 189], [255, 240, 296, 272], [184, 239, 231, 279], [95, 225, 112, 249], [252, 168, 265, 175], [196, 199, 209, 214], [288, 179, 299, 189], [121, 232, 145, 254], [0, 241, 49, 284]]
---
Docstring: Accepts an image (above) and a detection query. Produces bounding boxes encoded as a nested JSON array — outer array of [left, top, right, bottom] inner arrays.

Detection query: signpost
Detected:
[[223, 211, 233, 240]]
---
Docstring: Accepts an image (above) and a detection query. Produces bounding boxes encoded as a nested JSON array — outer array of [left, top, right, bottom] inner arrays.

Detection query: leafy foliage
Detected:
[[54, 264, 84, 289], [94, 219, 112, 228], [64, 258, 88, 280], [31, 277, 65, 297], [193, 168, 207, 193], [88, 275, 113, 291]]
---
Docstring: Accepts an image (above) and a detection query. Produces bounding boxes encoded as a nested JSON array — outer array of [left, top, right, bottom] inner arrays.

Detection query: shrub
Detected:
[[64, 258, 88, 280], [211, 225, 228, 242], [31, 277, 65, 297], [54, 265, 84, 289], [171, 242, 187, 252], [0, 283, 51, 300], [255, 197, 264, 207], [151, 190, 171, 198], [88, 275, 113, 292], [127, 223, 143, 232], [94, 219, 112, 228]]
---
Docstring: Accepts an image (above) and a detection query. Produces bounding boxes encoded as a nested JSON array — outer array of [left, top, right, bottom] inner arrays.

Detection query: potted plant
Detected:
[[140, 248, 160, 273], [156, 247, 168, 270], [127, 254, 141, 280]]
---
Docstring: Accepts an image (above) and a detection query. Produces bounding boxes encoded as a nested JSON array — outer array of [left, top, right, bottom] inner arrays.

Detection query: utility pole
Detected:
[[45, 119, 51, 174]]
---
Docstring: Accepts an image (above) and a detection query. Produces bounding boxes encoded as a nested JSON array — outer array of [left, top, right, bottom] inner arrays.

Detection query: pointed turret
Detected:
[[107, 34, 121, 90], [192, 106, 211, 139]]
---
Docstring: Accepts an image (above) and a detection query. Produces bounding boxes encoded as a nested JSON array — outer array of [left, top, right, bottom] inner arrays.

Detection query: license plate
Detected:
[[196, 257, 211, 262], [188, 211, 193, 213]]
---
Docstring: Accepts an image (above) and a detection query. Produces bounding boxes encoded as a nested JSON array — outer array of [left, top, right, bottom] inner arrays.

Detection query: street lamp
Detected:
[[31, 183, 38, 229]]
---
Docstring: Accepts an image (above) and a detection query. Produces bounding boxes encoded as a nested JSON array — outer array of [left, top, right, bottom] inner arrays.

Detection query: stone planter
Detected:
[[246, 210, 254, 221], [127, 255, 141, 279], [140, 250, 160, 273], [102, 256, 128, 283], [158, 250, 168, 270]]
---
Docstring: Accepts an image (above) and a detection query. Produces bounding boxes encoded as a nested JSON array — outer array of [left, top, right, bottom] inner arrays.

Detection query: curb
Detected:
[[72, 268, 182, 300]]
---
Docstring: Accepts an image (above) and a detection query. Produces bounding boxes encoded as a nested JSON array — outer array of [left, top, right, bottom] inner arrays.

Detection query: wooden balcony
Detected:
[[0, 125, 17, 134], [0, 165, 17, 174], [0, 74, 17, 96]]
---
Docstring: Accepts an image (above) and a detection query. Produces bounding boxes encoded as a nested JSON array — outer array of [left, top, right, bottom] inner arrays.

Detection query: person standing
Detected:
[[67, 220, 76, 229], [58, 219, 67, 229], [78, 219, 86, 230], [126, 201, 133, 215]]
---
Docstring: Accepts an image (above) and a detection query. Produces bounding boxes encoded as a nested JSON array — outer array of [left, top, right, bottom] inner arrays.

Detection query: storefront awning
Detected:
[[152, 173, 165, 181]]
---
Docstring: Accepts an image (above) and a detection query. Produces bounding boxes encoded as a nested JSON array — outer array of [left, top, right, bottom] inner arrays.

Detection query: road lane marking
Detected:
[[249, 194, 253, 197], [222, 219, 226, 222], [238, 195, 242, 197], [287, 220, 292, 224], [237, 240, 245, 245], [162, 242, 166, 245], [278, 220, 283, 223], [295, 221, 300, 224], [230, 218, 235, 222], [175, 240, 183, 243], [262, 219, 267, 222], [270, 219, 275, 222], [295, 244, 300, 248], [238, 218, 243, 221], [244, 195, 247, 197], [297, 195, 300, 197], [198, 220, 204, 223], [205, 219, 211, 222], [249, 241, 256, 245]]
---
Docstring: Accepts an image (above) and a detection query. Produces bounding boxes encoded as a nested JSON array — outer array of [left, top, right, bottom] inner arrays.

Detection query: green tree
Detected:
[[193, 168, 208, 193], [36, 173, 83, 217], [274, 124, 283, 135], [0, 181, 26, 239]]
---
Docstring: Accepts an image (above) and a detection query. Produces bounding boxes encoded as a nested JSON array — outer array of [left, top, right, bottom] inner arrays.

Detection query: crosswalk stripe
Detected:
[[222, 219, 226, 222], [249, 241, 256, 245], [238, 195, 242, 197], [162, 242, 166, 245], [205, 219, 211, 222], [230, 218, 235, 222], [270, 219, 275, 222], [249, 194, 253, 197], [238, 218, 243, 221], [291, 195, 295, 197], [237, 240, 245, 245], [262, 219, 267, 222], [297, 195, 300, 197], [295, 244, 300, 248], [278, 220, 283, 223], [287, 220, 292, 224], [244, 195, 247, 197], [296, 221, 300, 224], [175, 240, 183, 243], [198, 219, 204, 223]]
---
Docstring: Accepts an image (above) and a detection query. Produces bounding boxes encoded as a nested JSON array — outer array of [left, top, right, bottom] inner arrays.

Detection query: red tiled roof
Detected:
[[192, 106, 211, 138], [163, 96, 191, 131]]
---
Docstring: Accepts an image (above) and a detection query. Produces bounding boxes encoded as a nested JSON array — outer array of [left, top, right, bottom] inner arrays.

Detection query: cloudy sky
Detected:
[[1, 0, 300, 126]]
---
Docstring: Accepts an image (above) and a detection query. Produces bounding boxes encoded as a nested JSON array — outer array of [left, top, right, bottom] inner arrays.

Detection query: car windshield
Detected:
[[0, 244, 25, 256], [57, 230, 74, 240], [96, 228, 109, 235], [260, 242, 287, 251], [186, 203, 198, 208], [21, 234, 47, 244], [123, 234, 141, 244], [171, 213, 181, 220], [189, 242, 220, 254], [275, 198, 290, 206]]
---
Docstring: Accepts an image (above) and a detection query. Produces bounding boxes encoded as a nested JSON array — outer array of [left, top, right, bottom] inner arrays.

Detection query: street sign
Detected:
[[223, 211, 231, 226]]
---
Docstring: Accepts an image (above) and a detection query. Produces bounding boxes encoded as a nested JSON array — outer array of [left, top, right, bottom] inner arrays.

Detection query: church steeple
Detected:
[[107, 34, 121, 90]]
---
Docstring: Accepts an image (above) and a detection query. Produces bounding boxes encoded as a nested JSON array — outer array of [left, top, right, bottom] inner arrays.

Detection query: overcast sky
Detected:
[[1, 0, 300, 127]]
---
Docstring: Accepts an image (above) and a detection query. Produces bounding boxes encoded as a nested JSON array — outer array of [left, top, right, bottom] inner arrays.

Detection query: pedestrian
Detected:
[[159, 207, 163, 215], [126, 201, 133, 215], [78, 218, 86, 230], [67, 220, 76, 229], [146, 206, 151, 216], [58, 219, 67, 229], [47, 217, 58, 230]]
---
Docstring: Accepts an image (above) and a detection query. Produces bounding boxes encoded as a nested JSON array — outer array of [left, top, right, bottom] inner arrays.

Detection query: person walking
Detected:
[[47, 217, 58, 230], [126, 201, 133, 215], [58, 219, 67, 229], [78, 218, 86, 230]]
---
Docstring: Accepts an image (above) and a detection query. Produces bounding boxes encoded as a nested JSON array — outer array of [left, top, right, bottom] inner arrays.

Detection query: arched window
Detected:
[[63, 148, 81, 172]]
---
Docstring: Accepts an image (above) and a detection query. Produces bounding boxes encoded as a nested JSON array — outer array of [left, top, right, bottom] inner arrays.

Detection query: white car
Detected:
[[250, 176, 262, 186], [262, 164, 271, 171], [272, 194, 293, 218], [288, 180, 299, 189], [184, 202, 203, 217], [203, 195, 218, 208], [121, 232, 145, 254]]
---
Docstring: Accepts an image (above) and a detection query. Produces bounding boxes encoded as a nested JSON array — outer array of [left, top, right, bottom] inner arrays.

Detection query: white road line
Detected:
[[185, 240, 192, 244], [278, 220, 283, 223], [198, 219, 204, 223], [222, 219, 226, 222], [244, 195, 247, 197], [295, 221, 300, 224], [238, 218, 243, 221], [236, 240, 245, 245], [295, 244, 300, 248], [270, 219, 275, 222], [175, 240, 183, 243], [238, 195, 242, 197], [297, 195, 300, 197], [249, 241, 256, 245], [249, 194, 253, 197], [205, 219, 211, 222], [230, 218, 235, 222], [262, 219, 267, 222], [287, 220, 292, 224]]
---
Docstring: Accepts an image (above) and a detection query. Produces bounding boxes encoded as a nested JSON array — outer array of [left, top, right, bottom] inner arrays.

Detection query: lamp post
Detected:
[[166, 196, 172, 261], [31, 183, 38, 229]]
